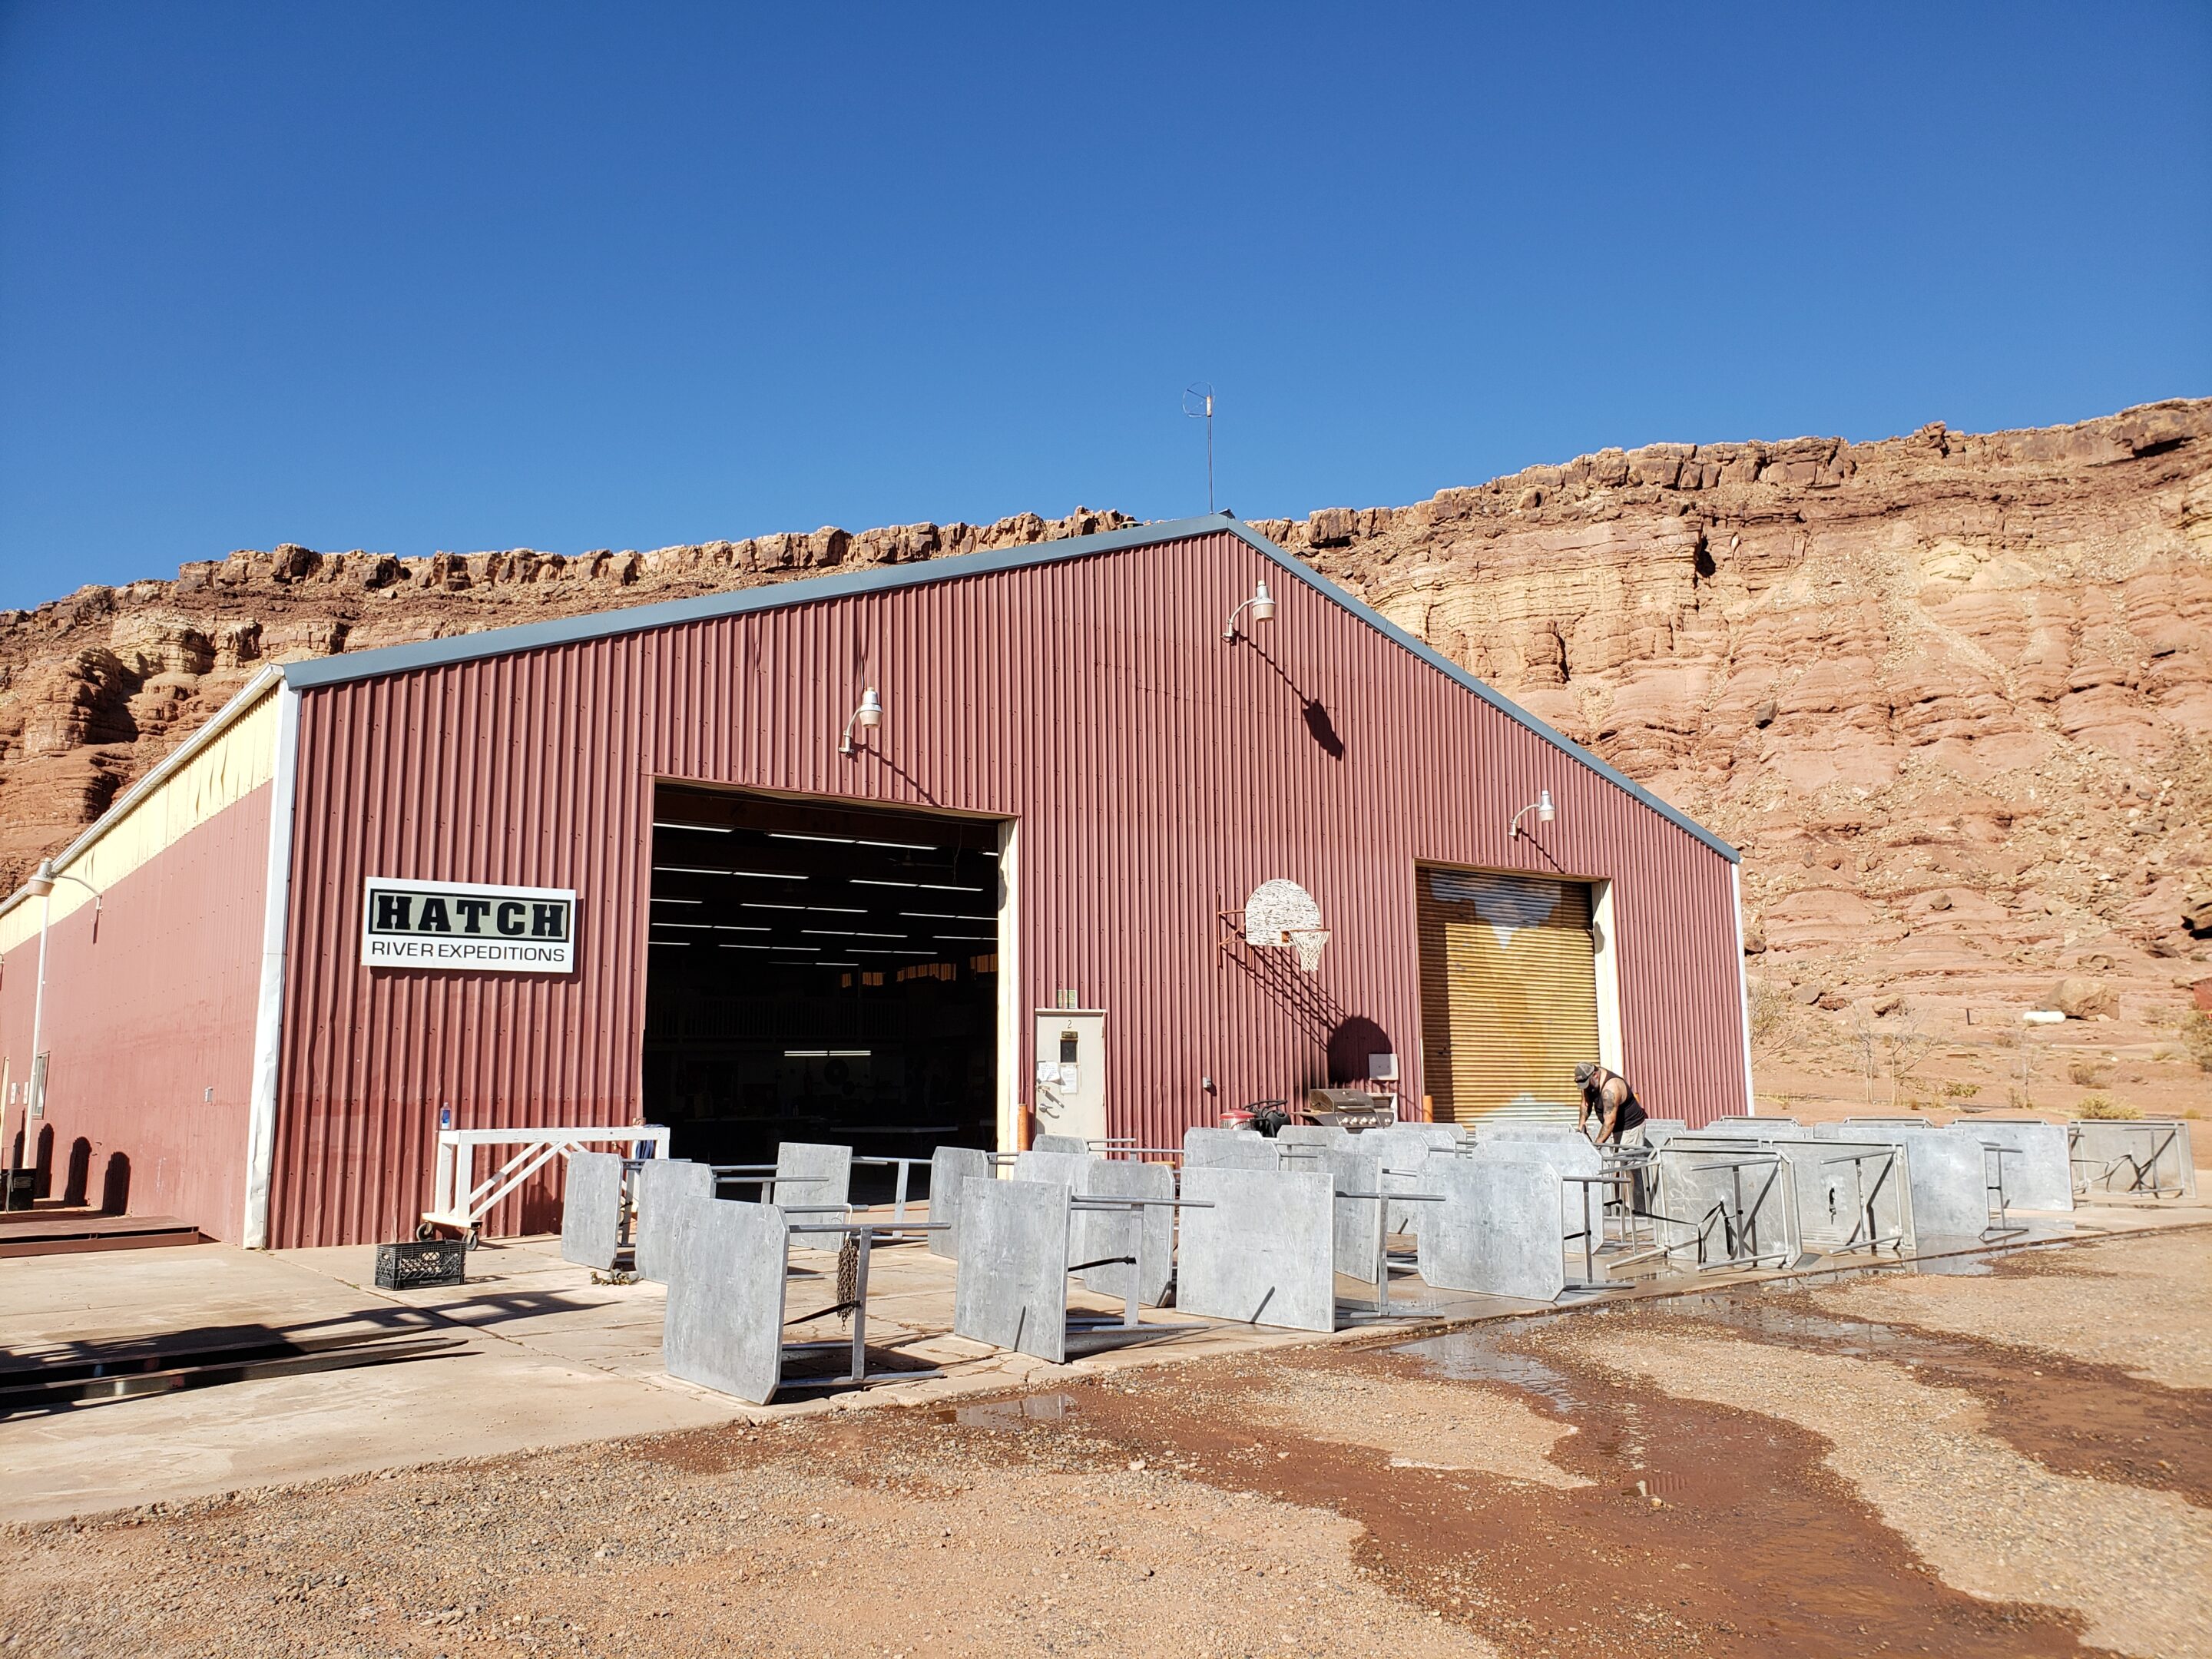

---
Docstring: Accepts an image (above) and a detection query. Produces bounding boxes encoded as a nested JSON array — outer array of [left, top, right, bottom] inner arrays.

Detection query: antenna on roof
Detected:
[[1182, 383, 1216, 515]]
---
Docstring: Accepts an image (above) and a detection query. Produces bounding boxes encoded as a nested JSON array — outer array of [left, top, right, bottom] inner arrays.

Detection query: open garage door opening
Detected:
[[644, 786, 1004, 1194]]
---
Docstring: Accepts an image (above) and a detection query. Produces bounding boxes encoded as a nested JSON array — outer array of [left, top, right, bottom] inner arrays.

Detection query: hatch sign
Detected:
[[361, 876, 576, 973]]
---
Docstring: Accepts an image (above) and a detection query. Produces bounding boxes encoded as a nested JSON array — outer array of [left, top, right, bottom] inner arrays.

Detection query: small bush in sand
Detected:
[[2076, 1093, 2141, 1121], [2181, 1012, 2212, 1074]]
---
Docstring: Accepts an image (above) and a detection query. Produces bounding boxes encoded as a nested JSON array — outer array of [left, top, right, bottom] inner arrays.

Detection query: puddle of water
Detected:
[[1397, 1333, 1582, 1412]]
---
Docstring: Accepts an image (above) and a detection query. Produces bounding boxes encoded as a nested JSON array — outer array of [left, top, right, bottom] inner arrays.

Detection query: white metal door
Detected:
[[1032, 1011, 1107, 1144]]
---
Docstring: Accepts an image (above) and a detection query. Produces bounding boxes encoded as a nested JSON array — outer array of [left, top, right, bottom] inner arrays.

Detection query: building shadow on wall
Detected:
[[1241, 639, 1345, 760], [63, 1138, 91, 1207], [1217, 913, 1394, 1101], [1325, 1015, 1395, 1086], [33, 1125, 52, 1200], [100, 1154, 130, 1216]]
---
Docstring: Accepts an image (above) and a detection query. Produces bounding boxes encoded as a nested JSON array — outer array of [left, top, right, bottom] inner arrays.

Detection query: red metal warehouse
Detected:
[[0, 515, 1752, 1249]]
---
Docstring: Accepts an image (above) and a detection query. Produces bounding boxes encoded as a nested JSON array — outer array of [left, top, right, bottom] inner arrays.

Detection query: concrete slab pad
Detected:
[[1031, 1134, 1091, 1154], [558, 1151, 624, 1270], [1277, 1125, 1353, 1150], [926, 1147, 992, 1260], [1417, 1157, 1565, 1303], [1175, 1166, 1336, 1333], [661, 1197, 789, 1406], [773, 1142, 853, 1214], [1324, 1150, 1384, 1283], [631, 1158, 717, 1283], [1962, 1121, 2074, 1211], [1013, 1149, 1094, 1189], [0, 1240, 736, 1524], [1359, 1125, 1461, 1235], [1181, 1128, 1280, 1171], [951, 1177, 1070, 1363], [1071, 1159, 1174, 1306], [1826, 1125, 1989, 1237]]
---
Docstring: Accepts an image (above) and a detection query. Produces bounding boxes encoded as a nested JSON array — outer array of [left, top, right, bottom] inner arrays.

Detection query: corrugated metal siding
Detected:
[[0, 786, 270, 1239], [273, 531, 1748, 1247]]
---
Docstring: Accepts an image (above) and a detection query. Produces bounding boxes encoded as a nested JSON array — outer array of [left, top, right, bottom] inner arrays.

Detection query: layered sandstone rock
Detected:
[[1250, 399, 2212, 1048], [2, 404, 2206, 1077]]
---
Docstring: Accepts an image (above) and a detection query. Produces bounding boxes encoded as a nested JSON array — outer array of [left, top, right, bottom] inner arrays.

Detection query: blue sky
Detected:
[[1, 4, 2207, 611]]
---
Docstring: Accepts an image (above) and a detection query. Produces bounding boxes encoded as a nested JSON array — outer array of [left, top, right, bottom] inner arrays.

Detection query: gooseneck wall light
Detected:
[[838, 686, 883, 756], [1508, 788, 1557, 839], [1220, 577, 1277, 643]]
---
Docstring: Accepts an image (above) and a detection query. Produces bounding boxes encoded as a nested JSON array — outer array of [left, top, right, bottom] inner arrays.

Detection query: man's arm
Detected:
[[1594, 1076, 1631, 1141]]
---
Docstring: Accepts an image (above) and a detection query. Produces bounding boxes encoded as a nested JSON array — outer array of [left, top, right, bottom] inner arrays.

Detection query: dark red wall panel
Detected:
[[0, 787, 269, 1240], [273, 531, 1747, 1247]]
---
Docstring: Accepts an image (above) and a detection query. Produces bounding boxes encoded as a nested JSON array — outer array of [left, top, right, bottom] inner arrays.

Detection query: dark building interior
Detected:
[[642, 785, 1002, 1197]]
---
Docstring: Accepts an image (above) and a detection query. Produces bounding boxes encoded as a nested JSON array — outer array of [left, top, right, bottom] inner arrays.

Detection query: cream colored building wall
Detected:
[[0, 687, 278, 955]]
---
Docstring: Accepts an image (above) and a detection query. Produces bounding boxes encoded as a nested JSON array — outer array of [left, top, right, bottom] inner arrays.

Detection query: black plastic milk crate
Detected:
[[375, 1239, 466, 1290]]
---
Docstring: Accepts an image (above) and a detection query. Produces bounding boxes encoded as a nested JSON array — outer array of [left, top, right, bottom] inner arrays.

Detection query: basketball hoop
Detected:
[[1233, 878, 1332, 973]]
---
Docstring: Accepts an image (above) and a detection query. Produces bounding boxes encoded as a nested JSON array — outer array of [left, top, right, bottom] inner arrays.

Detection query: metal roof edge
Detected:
[[280, 515, 1233, 690], [270, 509, 1734, 863], [1217, 521, 1742, 865], [0, 667, 286, 922]]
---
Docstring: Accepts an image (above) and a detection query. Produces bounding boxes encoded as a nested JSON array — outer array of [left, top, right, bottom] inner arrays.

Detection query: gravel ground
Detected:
[[5, 1229, 2207, 1658], [1816, 1229, 2212, 1388], [1567, 1327, 2212, 1659], [0, 1411, 1496, 1659], [1243, 1368, 1588, 1488]]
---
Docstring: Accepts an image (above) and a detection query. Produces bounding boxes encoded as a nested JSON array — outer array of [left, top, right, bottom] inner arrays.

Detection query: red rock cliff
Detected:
[[5, 402, 2207, 1042]]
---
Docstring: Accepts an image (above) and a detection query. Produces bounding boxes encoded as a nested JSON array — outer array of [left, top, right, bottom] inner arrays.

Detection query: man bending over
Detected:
[[1575, 1061, 1648, 1148]]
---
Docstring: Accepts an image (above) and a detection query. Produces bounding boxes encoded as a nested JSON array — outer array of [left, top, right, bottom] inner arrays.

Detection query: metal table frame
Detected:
[[1648, 1151, 1794, 1273], [2069, 1122, 2188, 1199], [1065, 1194, 1211, 1334], [1336, 1177, 1442, 1320], [1815, 1146, 1909, 1257], [779, 1216, 948, 1389], [1982, 1143, 2028, 1240], [422, 1126, 671, 1243]]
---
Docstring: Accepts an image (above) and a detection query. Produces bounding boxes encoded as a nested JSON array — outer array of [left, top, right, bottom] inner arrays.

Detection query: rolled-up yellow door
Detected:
[[1417, 868, 1600, 1125]]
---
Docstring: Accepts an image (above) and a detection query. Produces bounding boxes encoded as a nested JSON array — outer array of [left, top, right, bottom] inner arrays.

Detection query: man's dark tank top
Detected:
[[1614, 1085, 1648, 1134], [1584, 1072, 1647, 1138]]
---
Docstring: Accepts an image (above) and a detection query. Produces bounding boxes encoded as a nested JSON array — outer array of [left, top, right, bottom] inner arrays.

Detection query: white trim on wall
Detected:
[[1730, 863, 1757, 1115], [1590, 878, 1624, 1075], [240, 677, 301, 1247]]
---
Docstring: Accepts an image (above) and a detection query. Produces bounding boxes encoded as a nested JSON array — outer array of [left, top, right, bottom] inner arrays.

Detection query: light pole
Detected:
[[6, 859, 101, 1206]]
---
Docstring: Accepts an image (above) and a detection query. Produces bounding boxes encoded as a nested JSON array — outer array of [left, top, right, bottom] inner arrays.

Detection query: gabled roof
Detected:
[[280, 513, 1737, 863]]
